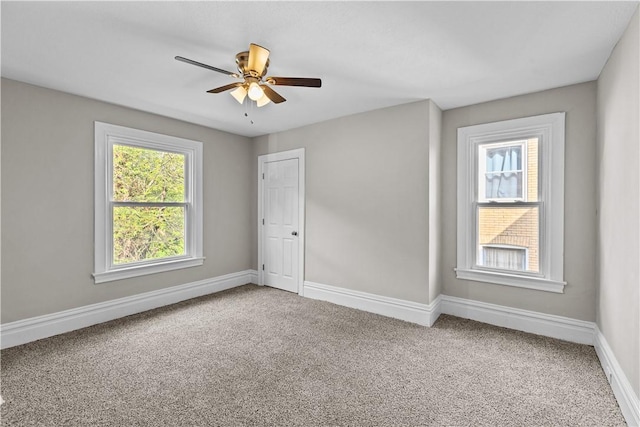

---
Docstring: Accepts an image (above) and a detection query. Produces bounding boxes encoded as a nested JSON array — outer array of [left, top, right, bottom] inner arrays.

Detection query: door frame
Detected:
[[258, 148, 305, 295]]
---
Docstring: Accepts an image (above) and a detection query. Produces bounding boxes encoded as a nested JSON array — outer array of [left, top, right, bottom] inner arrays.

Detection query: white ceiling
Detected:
[[2, 1, 638, 138]]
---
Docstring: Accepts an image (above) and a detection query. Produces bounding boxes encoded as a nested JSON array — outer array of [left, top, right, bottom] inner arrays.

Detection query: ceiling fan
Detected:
[[175, 43, 321, 107]]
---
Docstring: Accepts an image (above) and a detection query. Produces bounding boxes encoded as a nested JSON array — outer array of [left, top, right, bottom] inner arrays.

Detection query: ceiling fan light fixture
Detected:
[[247, 82, 264, 101], [256, 93, 271, 108], [230, 86, 247, 104]]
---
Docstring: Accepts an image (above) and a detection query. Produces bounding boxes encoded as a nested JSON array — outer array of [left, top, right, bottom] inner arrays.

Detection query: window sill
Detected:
[[454, 268, 566, 293], [93, 257, 205, 284]]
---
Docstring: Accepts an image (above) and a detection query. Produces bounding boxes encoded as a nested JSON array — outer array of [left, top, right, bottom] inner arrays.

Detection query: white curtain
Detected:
[[482, 247, 525, 271], [485, 147, 522, 199]]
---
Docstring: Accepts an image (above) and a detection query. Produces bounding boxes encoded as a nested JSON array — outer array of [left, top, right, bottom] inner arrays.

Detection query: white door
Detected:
[[263, 158, 299, 293]]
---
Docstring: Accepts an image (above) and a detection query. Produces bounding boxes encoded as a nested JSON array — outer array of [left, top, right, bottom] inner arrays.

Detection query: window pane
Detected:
[[479, 139, 539, 202], [477, 205, 539, 273], [483, 144, 523, 199], [113, 206, 185, 264], [113, 145, 185, 202]]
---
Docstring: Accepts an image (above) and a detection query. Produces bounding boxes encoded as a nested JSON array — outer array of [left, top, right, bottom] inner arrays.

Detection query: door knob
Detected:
[[291, 231, 298, 236]]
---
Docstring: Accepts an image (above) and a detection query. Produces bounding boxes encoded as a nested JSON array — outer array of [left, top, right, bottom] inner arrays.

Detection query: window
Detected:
[[94, 122, 203, 283], [456, 113, 566, 293], [476, 138, 539, 274]]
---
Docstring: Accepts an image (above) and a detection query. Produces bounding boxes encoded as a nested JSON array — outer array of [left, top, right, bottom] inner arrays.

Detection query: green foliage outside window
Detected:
[[113, 145, 186, 264]]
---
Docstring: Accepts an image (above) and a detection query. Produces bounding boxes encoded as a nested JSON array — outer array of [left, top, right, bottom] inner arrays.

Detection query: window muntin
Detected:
[[94, 122, 203, 284], [456, 113, 565, 293]]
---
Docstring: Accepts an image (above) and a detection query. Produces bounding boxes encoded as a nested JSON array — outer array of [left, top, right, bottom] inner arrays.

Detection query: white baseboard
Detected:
[[440, 295, 595, 345], [248, 270, 258, 284], [594, 327, 640, 427], [303, 281, 441, 327], [0, 269, 257, 349]]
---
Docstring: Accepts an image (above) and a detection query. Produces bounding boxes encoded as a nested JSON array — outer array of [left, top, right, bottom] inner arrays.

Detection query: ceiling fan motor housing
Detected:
[[236, 51, 269, 78]]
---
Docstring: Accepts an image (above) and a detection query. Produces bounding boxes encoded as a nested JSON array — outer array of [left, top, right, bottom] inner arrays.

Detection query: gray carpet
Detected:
[[0, 284, 625, 426]]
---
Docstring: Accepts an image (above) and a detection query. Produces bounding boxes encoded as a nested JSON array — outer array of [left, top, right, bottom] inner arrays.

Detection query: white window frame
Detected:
[[455, 112, 566, 293], [93, 122, 204, 284]]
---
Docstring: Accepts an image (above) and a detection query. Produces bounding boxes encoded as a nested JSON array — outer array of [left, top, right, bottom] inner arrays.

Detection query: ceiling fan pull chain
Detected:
[[243, 97, 255, 125]]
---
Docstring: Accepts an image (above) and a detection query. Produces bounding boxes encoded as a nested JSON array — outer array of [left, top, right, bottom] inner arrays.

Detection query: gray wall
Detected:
[[252, 101, 438, 304], [1, 78, 254, 323], [441, 82, 598, 321], [428, 101, 442, 303], [596, 7, 639, 397]]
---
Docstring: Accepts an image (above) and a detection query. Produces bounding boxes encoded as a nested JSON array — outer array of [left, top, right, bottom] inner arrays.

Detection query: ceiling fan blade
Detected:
[[175, 56, 237, 77], [207, 82, 243, 94], [248, 44, 270, 75], [266, 77, 322, 88], [262, 85, 286, 104]]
